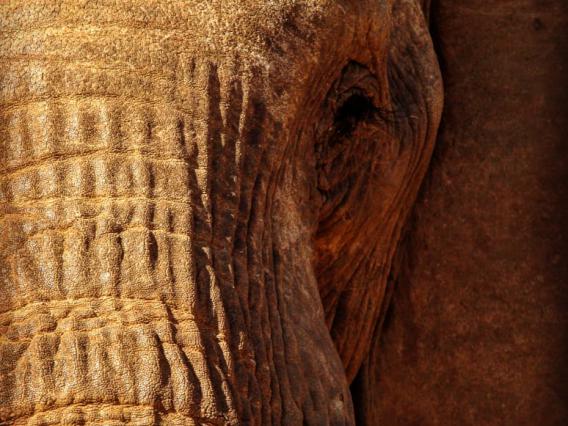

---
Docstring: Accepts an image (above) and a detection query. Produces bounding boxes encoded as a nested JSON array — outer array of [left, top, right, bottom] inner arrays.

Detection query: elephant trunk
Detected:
[[0, 59, 256, 424]]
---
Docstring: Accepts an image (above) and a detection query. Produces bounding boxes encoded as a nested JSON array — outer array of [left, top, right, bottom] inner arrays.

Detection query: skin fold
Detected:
[[0, 0, 441, 424]]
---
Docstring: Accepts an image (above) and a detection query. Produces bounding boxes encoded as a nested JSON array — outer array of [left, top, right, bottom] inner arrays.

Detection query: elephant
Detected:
[[0, 0, 442, 423], [2, 0, 566, 425]]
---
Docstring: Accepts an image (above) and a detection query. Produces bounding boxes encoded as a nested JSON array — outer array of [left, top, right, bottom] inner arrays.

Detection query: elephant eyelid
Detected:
[[334, 92, 400, 129]]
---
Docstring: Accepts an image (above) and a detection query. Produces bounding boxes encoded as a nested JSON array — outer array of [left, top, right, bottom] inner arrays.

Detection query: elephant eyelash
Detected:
[[337, 93, 403, 127], [327, 61, 408, 127], [333, 92, 377, 136], [329, 90, 401, 145]]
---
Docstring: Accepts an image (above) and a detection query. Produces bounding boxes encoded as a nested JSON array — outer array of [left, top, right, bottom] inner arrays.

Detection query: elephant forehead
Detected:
[[0, 0, 394, 120], [0, 0, 359, 60]]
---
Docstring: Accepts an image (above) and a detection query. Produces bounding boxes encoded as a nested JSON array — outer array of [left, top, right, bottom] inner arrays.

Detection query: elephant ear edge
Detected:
[[349, 0, 443, 422], [388, 0, 443, 150]]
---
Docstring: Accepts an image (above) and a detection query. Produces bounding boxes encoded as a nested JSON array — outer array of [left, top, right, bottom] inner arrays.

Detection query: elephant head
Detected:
[[0, 0, 441, 424]]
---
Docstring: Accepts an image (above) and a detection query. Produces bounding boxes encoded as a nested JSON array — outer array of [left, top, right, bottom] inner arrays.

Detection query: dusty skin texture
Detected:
[[1, 1, 564, 425], [0, 0, 441, 424], [354, 0, 568, 424]]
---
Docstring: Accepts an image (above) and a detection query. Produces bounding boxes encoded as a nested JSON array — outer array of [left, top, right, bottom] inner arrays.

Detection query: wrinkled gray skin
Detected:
[[0, 0, 441, 424]]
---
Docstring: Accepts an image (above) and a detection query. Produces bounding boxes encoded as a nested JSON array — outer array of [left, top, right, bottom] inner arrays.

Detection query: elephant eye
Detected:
[[314, 62, 385, 229], [311, 61, 393, 334], [333, 92, 375, 138]]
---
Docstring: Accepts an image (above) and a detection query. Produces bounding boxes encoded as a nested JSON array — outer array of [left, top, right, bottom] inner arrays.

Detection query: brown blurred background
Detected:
[[357, 1, 568, 424]]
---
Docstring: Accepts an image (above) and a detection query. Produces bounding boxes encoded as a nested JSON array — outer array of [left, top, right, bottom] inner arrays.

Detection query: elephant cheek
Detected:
[[310, 0, 442, 383]]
